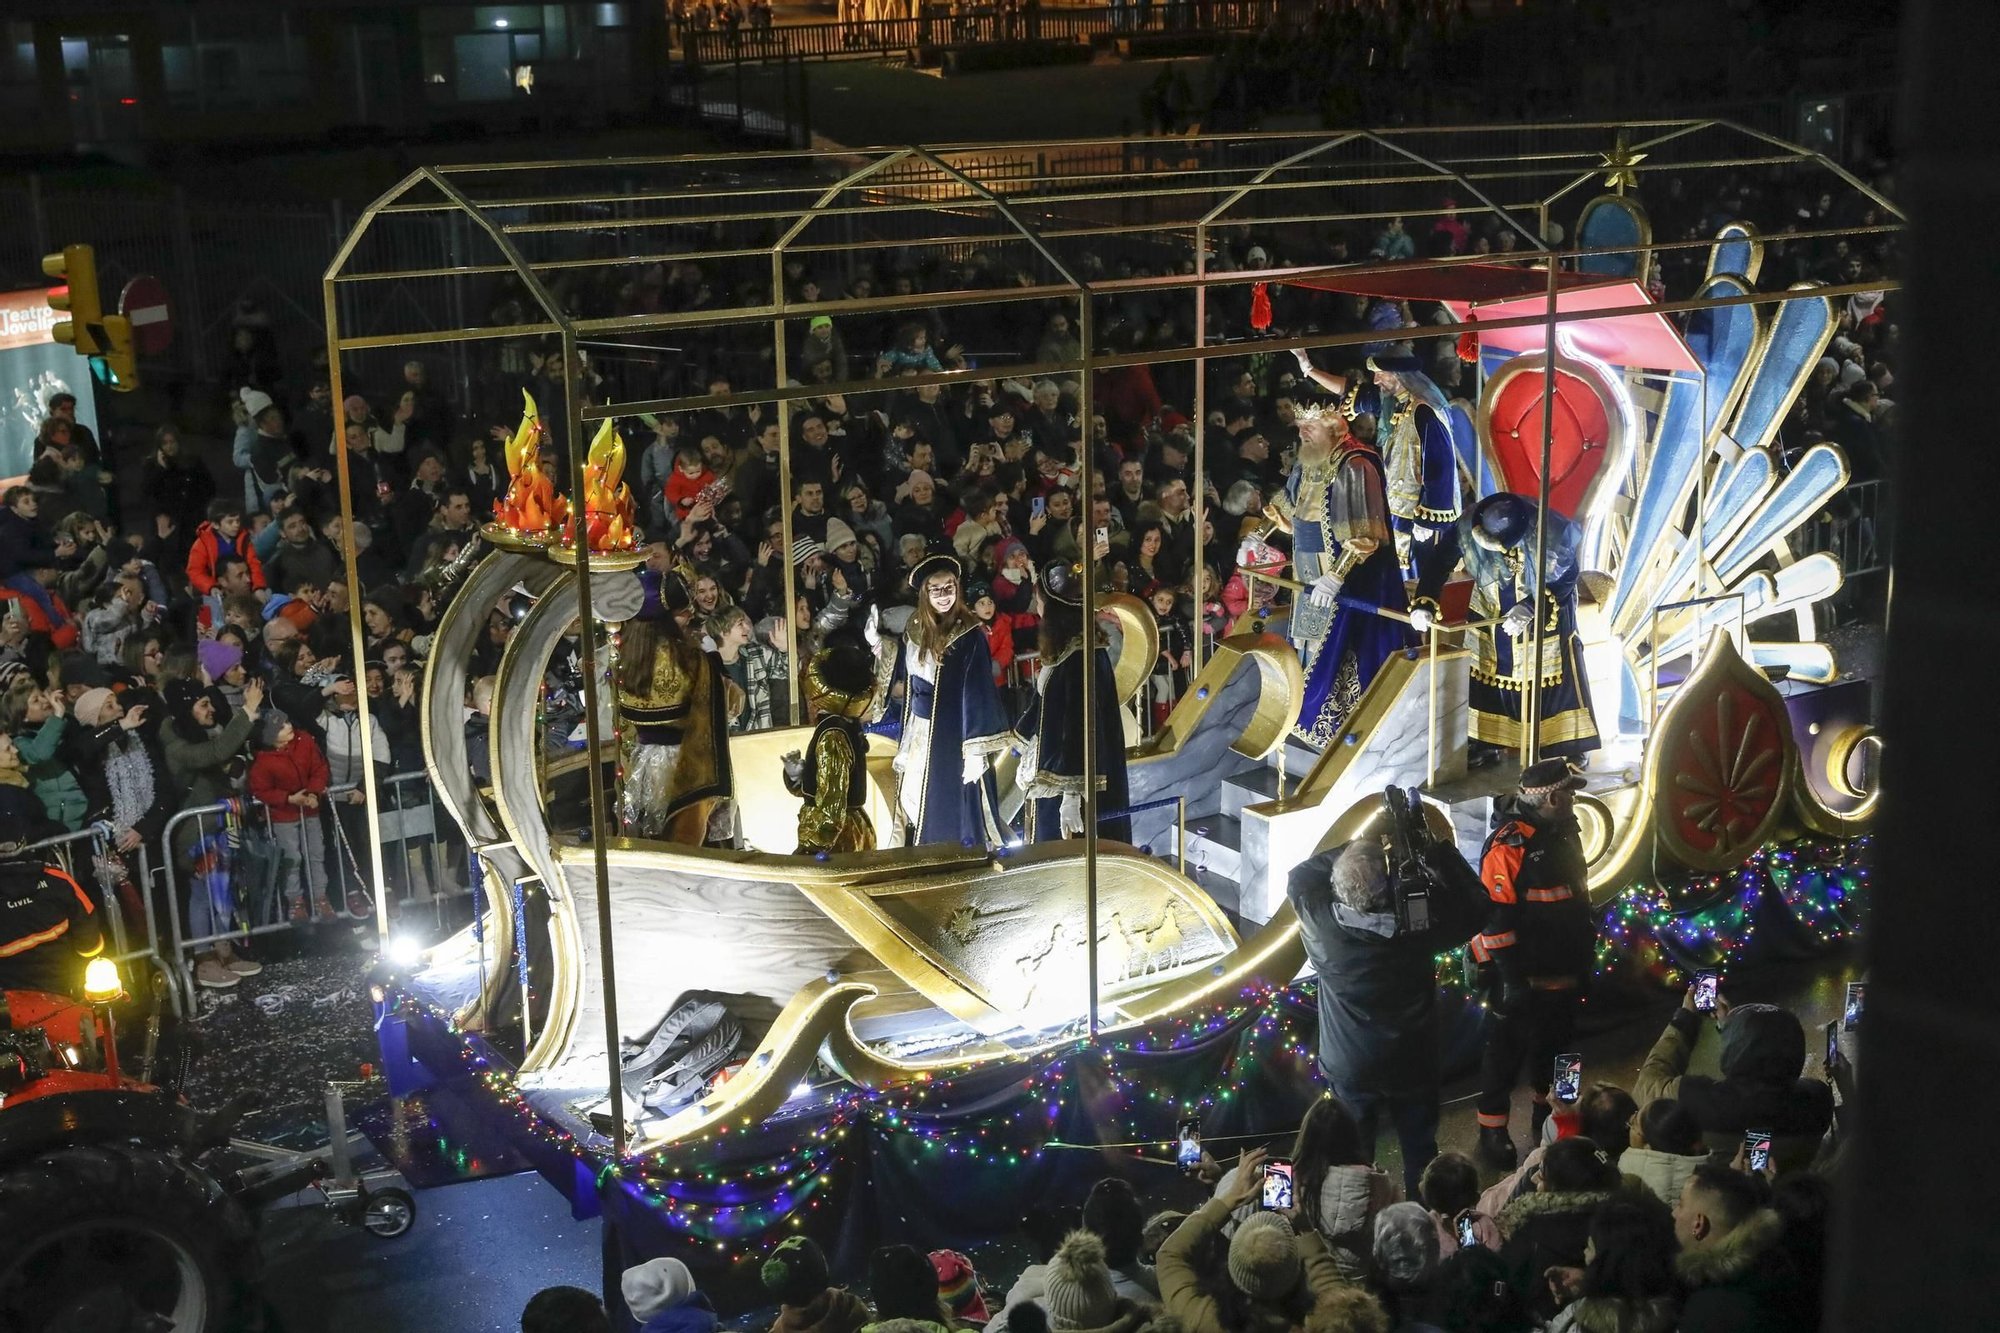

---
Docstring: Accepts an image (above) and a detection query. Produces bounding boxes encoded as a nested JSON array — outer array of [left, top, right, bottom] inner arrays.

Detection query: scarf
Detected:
[[103, 732, 156, 832]]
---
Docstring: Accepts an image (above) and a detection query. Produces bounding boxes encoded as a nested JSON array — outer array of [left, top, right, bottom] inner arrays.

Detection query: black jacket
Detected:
[[1286, 835, 1486, 1097], [1676, 1208, 1817, 1333], [0, 857, 103, 996], [1474, 796, 1595, 992], [1496, 1187, 1621, 1323]]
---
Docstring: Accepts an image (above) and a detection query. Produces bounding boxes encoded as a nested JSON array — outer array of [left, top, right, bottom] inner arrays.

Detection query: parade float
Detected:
[[321, 123, 1887, 1283]]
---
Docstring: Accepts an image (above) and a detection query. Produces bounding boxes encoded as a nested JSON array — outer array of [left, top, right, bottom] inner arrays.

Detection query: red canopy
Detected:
[[1281, 265, 1697, 372], [1444, 280, 1698, 374], [1282, 262, 1607, 304]]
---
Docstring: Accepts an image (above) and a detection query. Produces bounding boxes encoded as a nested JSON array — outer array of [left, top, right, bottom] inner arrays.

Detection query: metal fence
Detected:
[[20, 824, 162, 998], [20, 770, 465, 1014]]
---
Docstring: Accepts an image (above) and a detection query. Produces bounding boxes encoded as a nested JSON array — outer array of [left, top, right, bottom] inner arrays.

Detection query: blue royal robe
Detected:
[[1294, 444, 1417, 748], [1413, 495, 1601, 759], [877, 625, 1011, 847], [1346, 380, 1462, 576], [1013, 641, 1131, 845]]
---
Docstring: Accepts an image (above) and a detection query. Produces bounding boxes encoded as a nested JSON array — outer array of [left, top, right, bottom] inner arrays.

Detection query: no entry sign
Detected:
[[119, 275, 172, 355]]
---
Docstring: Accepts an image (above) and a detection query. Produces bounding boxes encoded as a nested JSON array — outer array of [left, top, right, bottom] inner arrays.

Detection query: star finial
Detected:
[[1601, 133, 1648, 194]]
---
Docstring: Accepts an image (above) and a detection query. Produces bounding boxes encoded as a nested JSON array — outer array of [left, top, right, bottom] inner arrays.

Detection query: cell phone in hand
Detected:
[[1031, 495, 1045, 520], [1824, 1018, 1841, 1070], [1176, 1117, 1201, 1172], [1693, 970, 1721, 1013], [1843, 982, 1864, 1032], [1744, 1129, 1772, 1174], [1552, 1053, 1583, 1103], [1260, 1158, 1294, 1211], [1456, 1214, 1478, 1249], [1094, 526, 1109, 547]]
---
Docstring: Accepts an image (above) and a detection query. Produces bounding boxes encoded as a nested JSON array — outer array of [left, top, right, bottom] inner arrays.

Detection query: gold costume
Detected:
[[783, 640, 881, 855], [617, 620, 735, 846]]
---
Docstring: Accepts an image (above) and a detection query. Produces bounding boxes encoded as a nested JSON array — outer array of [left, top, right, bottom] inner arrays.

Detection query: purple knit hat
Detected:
[[198, 637, 244, 683]]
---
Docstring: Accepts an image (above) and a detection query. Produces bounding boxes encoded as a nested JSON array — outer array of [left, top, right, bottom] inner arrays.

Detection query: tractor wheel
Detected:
[[0, 1142, 256, 1332]]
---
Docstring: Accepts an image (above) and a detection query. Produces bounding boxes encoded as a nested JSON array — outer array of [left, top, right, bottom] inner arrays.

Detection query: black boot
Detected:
[[1478, 1124, 1518, 1171]]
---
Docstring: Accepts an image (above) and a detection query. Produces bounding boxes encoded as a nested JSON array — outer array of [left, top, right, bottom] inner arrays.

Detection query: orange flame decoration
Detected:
[[491, 389, 567, 537], [562, 416, 639, 554]]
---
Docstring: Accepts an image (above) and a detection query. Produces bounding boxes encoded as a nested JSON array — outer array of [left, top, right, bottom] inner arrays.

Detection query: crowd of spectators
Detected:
[[521, 973, 1851, 1331]]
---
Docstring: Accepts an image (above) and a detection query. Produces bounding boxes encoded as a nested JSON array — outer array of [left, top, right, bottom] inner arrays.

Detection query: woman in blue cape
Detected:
[[1012, 558, 1131, 845], [1268, 401, 1415, 748], [875, 554, 1010, 847]]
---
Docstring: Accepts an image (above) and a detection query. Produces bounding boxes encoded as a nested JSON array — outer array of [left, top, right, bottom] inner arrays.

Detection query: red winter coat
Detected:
[[249, 733, 329, 823], [0, 586, 76, 650], [185, 521, 267, 595], [980, 615, 1014, 685]]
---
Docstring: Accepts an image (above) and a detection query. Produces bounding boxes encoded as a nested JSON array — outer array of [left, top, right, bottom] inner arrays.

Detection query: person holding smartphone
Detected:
[[1631, 978, 1833, 1179], [1152, 1146, 1361, 1333]]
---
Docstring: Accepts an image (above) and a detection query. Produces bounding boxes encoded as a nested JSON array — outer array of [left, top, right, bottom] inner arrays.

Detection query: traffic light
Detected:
[[42, 244, 103, 356], [94, 313, 137, 393]]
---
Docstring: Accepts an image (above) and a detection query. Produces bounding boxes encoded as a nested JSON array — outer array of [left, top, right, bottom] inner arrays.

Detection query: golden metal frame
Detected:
[[327, 122, 1900, 1155]]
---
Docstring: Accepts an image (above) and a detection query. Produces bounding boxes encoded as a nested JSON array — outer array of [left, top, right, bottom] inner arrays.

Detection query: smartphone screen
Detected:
[[1844, 982, 1864, 1032], [1176, 1118, 1201, 1172], [1553, 1053, 1583, 1102], [1456, 1214, 1478, 1249], [1825, 1019, 1840, 1068], [1260, 1159, 1294, 1211], [1745, 1129, 1772, 1174], [1693, 970, 1720, 1013]]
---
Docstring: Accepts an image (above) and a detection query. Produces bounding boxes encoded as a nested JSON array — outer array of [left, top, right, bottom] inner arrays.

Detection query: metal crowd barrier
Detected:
[[20, 824, 169, 1012], [152, 770, 468, 1002]]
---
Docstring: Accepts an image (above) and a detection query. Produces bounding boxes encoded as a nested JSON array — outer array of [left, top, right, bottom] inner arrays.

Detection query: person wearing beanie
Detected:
[[930, 1251, 991, 1327], [197, 636, 244, 686], [863, 1244, 954, 1333], [1037, 1232, 1147, 1333], [1157, 1148, 1347, 1333], [764, 1236, 870, 1333], [163, 674, 266, 987], [247, 705, 334, 920], [622, 1256, 717, 1333]]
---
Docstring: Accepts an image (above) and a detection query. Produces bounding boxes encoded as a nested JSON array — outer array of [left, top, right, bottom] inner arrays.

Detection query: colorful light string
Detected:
[[383, 833, 1870, 1271]]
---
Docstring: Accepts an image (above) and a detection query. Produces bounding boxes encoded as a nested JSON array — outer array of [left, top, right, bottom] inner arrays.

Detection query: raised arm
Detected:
[[1290, 348, 1349, 398]]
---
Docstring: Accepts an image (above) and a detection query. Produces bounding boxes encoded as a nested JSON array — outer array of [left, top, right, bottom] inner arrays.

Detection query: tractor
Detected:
[[0, 959, 413, 1331]]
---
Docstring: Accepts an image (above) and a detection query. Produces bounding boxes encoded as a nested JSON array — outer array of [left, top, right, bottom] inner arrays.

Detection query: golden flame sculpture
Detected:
[[489, 389, 567, 539], [563, 416, 639, 555]]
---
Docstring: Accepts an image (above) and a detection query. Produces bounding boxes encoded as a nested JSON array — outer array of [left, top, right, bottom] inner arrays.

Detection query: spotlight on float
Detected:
[[83, 957, 122, 1003], [387, 935, 424, 969], [791, 1081, 814, 1100]]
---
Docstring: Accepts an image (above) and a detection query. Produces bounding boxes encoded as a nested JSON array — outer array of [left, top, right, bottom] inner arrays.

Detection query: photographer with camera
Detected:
[[1472, 759, 1598, 1170], [1286, 787, 1488, 1196]]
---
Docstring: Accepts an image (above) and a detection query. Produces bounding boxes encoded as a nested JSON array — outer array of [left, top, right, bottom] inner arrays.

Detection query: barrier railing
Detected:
[[154, 770, 466, 996], [19, 824, 167, 1007]]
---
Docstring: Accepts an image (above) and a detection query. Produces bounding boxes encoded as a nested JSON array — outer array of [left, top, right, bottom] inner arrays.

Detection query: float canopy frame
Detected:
[[320, 121, 1900, 1153]]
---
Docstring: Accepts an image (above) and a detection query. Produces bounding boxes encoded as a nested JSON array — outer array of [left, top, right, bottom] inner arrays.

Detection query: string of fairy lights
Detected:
[[389, 833, 1870, 1270]]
